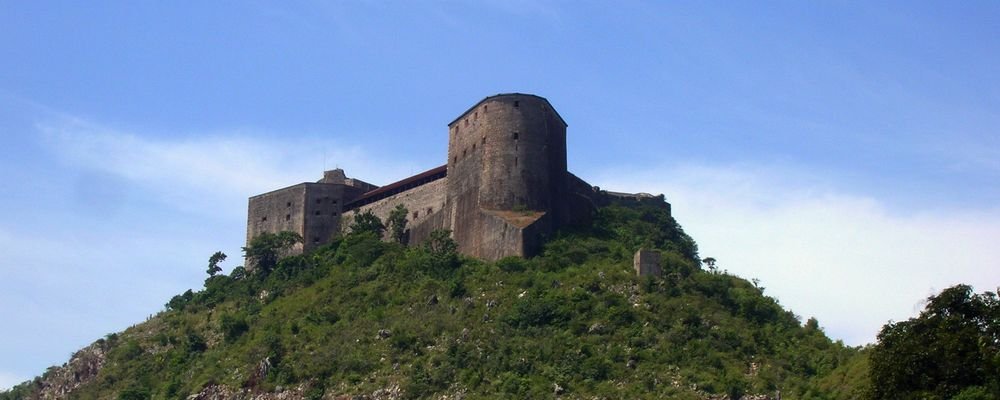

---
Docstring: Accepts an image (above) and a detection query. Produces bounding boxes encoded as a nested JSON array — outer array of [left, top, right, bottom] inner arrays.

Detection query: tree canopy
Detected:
[[242, 231, 302, 274], [868, 284, 1000, 399], [387, 204, 409, 244], [350, 210, 385, 238]]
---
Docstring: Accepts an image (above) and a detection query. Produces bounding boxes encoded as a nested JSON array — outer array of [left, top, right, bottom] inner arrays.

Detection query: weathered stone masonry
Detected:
[[247, 93, 671, 262]]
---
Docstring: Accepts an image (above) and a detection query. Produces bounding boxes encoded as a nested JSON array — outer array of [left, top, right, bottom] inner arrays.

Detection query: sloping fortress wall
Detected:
[[247, 93, 670, 263]]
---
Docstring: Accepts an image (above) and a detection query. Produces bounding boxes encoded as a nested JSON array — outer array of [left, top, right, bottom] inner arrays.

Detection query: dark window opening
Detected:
[[332, 212, 338, 216], [286, 201, 291, 207], [315, 211, 321, 216], [413, 211, 419, 219], [285, 214, 291, 221], [333, 200, 338, 204], [261, 216, 267, 222], [463, 149, 467, 157], [472, 143, 476, 150], [427, 207, 433, 214], [474, 112, 478, 120], [515, 157, 518, 167], [513, 132, 519, 140], [482, 136, 486, 144], [313, 237, 320, 244], [453, 156, 457, 163], [514, 100, 519, 108], [484, 105, 488, 112], [464, 119, 469, 126]]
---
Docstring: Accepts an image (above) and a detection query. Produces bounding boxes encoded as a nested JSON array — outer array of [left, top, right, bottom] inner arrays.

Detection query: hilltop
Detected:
[[1, 203, 865, 399]]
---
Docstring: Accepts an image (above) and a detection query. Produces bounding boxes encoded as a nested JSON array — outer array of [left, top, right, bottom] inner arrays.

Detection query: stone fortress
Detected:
[[247, 93, 669, 261]]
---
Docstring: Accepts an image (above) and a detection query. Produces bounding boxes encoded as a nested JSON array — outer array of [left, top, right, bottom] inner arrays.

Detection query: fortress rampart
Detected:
[[247, 93, 670, 264]]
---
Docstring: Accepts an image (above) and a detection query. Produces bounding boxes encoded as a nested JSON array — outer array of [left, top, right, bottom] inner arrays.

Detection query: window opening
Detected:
[[285, 214, 291, 221], [286, 201, 291, 207], [514, 100, 519, 108], [513, 132, 519, 140], [261, 216, 267, 222], [315, 211, 321, 216]]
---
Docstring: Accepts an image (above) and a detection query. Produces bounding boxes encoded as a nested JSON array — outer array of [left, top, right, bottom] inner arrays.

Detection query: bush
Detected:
[[220, 312, 249, 342], [243, 231, 302, 274]]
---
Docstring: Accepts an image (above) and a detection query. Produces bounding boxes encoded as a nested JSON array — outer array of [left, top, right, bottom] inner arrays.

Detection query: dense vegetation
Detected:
[[4, 204, 866, 399], [868, 285, 1000, 400]]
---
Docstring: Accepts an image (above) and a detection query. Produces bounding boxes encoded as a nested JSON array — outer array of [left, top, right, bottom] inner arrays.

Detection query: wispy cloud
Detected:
[[594, 163, 1000, 345], [35, 115, 415, 219]]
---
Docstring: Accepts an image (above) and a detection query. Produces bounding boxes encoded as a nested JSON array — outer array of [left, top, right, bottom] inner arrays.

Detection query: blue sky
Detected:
[[2, 1, 999, 389]]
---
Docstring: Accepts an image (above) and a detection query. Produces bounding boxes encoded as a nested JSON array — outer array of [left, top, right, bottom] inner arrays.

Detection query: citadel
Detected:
[[247, 93, 668, 261]]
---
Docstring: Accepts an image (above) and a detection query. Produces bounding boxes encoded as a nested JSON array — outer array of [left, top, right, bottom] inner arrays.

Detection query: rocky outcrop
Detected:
[[32, 340, 108, 400], [186, 384, 404, 400]]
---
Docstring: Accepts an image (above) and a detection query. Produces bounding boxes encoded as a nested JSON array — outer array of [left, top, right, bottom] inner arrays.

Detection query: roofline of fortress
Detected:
[[447, 93, 568, 128], [345, 164, 448, 210], [247, 181, 325, 200]]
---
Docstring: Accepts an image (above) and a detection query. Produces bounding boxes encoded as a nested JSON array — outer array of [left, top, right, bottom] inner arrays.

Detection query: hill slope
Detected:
[[2, 204, 863, 399]]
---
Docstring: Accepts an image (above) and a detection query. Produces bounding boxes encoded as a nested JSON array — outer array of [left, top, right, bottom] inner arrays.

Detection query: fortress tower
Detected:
[[444, 94, 576, 258]]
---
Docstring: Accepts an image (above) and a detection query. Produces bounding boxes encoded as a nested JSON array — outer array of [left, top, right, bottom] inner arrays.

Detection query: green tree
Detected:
[[424, 229, 459, 277], [702, 257, 718, 273], [206, 251, 226, 276], [242, 231, 302, 274], [166, 289, 194, 311], [387, 204, 409, 244], [350, 210, 385, 238], [868, 284, 1000, 399]]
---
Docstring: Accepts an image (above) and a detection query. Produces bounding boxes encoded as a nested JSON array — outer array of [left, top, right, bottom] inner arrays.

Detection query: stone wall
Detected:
[[634, 249, 663, 277], [247, 181, 368, 262], [442, 94, 576, 259], [247, 185, 309, 254], [342, 178, 448, 245]]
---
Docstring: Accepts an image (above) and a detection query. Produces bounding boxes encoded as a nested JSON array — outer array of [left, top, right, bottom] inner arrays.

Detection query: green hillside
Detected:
[[2, 203, 865, 399]]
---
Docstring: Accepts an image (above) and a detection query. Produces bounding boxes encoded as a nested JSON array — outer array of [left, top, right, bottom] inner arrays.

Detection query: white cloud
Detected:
[[36, 116, 416, 219], [594, 163, 1000, 346]]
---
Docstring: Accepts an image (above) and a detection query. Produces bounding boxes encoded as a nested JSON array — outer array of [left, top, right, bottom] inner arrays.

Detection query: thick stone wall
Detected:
[[247, 182, 368, 261], [247, 185, 309, 254], [342, 178, 448, 245], [634, 249, 663, 277], [476, 210, 551, 260], [478, 95, 566, 213], [301, 183, 368, 250], [443, 94, 575, 259]]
